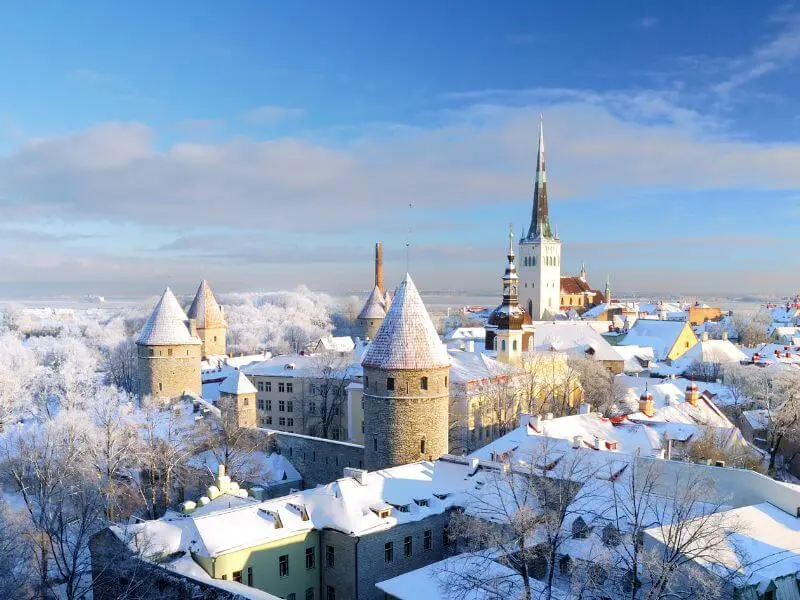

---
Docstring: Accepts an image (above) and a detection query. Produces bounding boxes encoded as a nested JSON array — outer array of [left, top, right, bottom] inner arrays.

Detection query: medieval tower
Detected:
[[218, 370, 257, 428], [136, 288, 202, 401], [361, 274, 451, 471], [187, 280, 227, 359], [486, 229, 527, 364], [519, 117, 561, 320], [358, 242, 387, 340]]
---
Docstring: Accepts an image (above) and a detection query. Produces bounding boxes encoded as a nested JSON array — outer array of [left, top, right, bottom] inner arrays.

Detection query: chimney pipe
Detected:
[[375, 242, 384, 294]]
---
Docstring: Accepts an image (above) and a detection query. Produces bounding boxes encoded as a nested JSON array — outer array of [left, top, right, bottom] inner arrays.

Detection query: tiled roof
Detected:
[[361, 274, 450, 370], [358, 285, 387, 320], [219, 370, 257, 395], [187, 280, 226, 328], [137, 288, 201, 346], [560, 276, 593, 295]]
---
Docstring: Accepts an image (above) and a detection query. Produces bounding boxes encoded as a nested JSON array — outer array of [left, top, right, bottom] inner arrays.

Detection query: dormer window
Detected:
[[414, 498, 429, 507]]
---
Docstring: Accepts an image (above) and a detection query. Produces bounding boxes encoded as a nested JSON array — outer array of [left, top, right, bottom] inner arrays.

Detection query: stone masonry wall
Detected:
[[219, 391, 257, 428], [198, 325, 227, 358], [360, 317, 383, 341], [137, 343, 201, 401], [362, 366, 450, 471]]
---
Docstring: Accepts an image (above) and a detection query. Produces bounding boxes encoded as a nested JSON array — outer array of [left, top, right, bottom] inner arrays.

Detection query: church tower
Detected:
[[361, 274, 450, 471], [519, 116, 561, 320], [486, 228, 526, 365]]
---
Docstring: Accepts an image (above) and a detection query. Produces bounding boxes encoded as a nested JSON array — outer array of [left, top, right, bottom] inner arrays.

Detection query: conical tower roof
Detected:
[[358, 285, 387, 320], [187, 280, 226, 328], [219, 370, 257, 395], [137, 288, 201, 346], [362, 274, 449, 370]]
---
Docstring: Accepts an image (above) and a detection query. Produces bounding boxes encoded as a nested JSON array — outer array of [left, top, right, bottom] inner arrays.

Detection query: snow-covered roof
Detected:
[[357, 285, 387, 320], [613, 345, 655, 373], [136, 288, 201, 346], [218, 370, 257, 395], [620, 319, 692, 360], [447, 348, 505, 384], [314, 336, 355, 353], [444, 327, 487, 342], [361, 274, 450, 370], [531, 321, 624, 362], [670, 339, 747, 373], [187, 280, 226, 329]]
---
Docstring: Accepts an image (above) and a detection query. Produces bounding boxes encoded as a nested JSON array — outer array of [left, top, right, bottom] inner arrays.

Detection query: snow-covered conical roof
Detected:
[[219, 370, 257, 395], [137, 288, 201, 346], [187, 280, 226, 328], [358, 285, 387, 320], [362, 274, 450, 370]]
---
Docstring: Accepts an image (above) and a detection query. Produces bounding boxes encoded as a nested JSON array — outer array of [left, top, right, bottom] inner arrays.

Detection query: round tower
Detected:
[[358, 285, 387, 340], [137, 288, 202, 402], [187, 280, 227, 358], [361, 274, 451, 471]]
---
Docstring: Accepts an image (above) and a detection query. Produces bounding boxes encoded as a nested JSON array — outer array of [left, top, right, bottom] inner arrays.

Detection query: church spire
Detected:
[[527, 115, 552, 240], [503, 225, 519, 306], [605, 274, 612, 305]]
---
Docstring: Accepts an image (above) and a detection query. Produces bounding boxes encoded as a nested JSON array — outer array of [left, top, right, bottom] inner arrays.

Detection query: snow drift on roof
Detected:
[[219, 370, 257, 395], [137, 288, 201, 346], [362, 274, 450, 370], [187, 280, 226, 329]]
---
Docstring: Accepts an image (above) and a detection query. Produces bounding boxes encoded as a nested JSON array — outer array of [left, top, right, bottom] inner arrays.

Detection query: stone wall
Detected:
[[362, 366, 449, 471], [219, 391, 257, 428], [263, 428, 365, 487], [137, 343, 201, 401], [360, 317, 383, 341], [198, 324, 227, 358]]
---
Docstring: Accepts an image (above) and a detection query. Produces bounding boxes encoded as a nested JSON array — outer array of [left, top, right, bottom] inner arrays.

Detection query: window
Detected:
[[386, 377, 395, 391], [265, 381, 272, 392], [247, 567, 253, 586], [287, 418, 294, 427], [232, 570, 242, 583], [279, 400, 285, 412], [148, 348, 154, 357], [306, 588, 315, 600], [420, 438, 426, 454], [287, 383, 293, 393], [266, 399, 272, 411], [221, 574, 227, 580], [326, 545, 335, 567], [287, 595, 296, 600], [266, 416, 273, 425], [167, 348, 173, 357], [443, 526, 450, 547], [326, 586, 335, 600], [257, 399, 265, 410], [279, 417, 286, 426], [305, 547, 315, 569], [420, 376, 428, 390], [444, 376, 448, 388], [424, 529, 432, 550], [279, 383, 285, 393], [287, 400, 293, 412], [243, 397, 249, 406], [512, 340, 518, 351], [364, 375, 369, 387], [258, 382, 264, 391], [384, 541, 393, 563], [159, 382, 163, 391], [279, 555, 289, 577], [501, 340, 506, 351], [309, 401, 316, 414], [404, 536, 412, 557], [373, 435, 378, 451]]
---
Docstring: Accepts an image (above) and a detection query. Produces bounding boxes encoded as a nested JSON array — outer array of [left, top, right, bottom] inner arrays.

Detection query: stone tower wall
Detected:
[[197, 325, 227, 358], [137, 343, 201, 401], [362, 365, 449, 471], [360, 317, 383, 341], [219, 391, 256, 428]]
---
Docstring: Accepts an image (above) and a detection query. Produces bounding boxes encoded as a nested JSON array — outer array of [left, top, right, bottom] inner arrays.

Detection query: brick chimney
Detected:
[[375, 242, 384, 294], [685, 382, 700, 406], [639, 391, 655, 417]]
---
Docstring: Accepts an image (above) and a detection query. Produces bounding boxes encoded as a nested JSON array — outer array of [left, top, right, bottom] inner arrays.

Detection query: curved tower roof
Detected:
[[137, 288, 201, 346], [187, 280, 226, 328], [361, 274, 449, 370]]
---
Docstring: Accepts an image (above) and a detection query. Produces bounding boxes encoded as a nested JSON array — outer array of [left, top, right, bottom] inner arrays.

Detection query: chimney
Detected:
[[579, 403, 592, 415], [639, 391, 655, 417], [701, 331, 709, 342], [343, 467, 368, 485], [465, 339, 475, 353], [685, 382, 700, 406], [572, 435, 583, 449], [519, 412, 533, 428], [545, 412, 554, 420], [375, 242, 384, 294], [530, 415, 543, 431], [722, 331, 728, 341], [594, 436, 605, 451]]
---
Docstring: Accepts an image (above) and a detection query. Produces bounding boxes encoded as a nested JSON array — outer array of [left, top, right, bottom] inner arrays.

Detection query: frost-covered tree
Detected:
[[0, 332, 35, 426], [104, 338, 140, 394], [731, 311, 771, 347], [27, 336, 98, 414]]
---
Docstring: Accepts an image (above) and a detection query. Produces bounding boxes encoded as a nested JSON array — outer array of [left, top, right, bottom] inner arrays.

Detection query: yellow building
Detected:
[[620, 319, 699, 362]]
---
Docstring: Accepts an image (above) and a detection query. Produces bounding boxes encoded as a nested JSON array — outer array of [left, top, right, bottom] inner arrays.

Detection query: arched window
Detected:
[[532, 256, 536, 266], [528, 300, 533, 315], [501, 340, 506, 351], [420, 376, 428, 390], [512, 340, 518, 351]]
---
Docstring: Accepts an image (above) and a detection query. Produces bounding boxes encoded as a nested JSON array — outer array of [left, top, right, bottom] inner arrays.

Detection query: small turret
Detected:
[[639, 388, 655, 417]]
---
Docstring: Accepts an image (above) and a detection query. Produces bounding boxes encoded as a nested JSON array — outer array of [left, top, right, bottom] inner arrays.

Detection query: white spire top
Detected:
[[137, 288, 201, 346], [362, 274, 450, 370], [358, 284, 387, 320], [187, 280, 226, 328], [219, 370, 257, 395]]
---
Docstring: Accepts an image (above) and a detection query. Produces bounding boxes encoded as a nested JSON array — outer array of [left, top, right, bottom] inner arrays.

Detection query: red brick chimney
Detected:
[[375, 242, 384, 294]]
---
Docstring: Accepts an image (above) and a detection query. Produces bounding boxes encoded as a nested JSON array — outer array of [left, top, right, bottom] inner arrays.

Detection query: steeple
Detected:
[[526, 115, 552, 240], [580, 263, 587, 282], [605, 274, 612, 305], [502, 226, 519, 308]]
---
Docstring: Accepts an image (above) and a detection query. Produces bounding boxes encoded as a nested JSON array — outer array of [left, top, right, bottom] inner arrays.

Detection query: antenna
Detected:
[[405, 203, 412, 273]]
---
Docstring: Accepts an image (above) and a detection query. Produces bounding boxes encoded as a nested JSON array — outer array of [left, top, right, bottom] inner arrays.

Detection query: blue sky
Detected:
[[1, 1, 799, 298]]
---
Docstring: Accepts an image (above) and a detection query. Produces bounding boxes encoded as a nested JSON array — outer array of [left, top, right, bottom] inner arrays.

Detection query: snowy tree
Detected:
[[104, 338, 140, 394], [195, 409, 264, 485], [302, 351, 353, 439], [731, 311, 771, 347], [567, 356, 629, 416], [0, 332, 36, 426], [27, 336, 98, 414]]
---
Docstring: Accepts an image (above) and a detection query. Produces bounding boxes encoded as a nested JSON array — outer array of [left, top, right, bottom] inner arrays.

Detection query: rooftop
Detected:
[[218, 369, 257, 395], [136, 288, 201, 346], [187, 280, 226, 329]]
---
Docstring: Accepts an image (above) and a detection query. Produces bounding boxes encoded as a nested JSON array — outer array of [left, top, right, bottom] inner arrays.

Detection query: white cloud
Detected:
[[239, 105, 305, 124]]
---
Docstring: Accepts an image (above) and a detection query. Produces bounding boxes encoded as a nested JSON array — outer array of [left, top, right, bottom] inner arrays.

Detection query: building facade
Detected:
[[519, 117, 562, 320]]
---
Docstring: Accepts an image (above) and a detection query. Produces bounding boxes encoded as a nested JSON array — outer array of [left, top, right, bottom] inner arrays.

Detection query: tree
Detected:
[[731, 312, 771, 347], [104, 338, 140, 394], [302, 351, 353, 439], [0, 499, 33, 598], [0, 332, 35, 427], [684, 427, 765, 472], [518, 352, 582, 417], [195, 409, 264, 485], [567, 356, 629, 416]]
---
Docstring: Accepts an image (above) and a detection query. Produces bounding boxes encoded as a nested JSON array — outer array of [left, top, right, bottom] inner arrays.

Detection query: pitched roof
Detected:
[[187, 280, 226, 328], [361, 274, 450, 370], [137, 288, 201, 346], [560, 276, 593, 295], [620, 319, 692, 360], [218, 370, 257, 395], [358, 285, 387, 320]]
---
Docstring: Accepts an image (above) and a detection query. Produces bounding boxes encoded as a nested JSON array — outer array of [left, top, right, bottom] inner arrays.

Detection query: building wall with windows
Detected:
[[193, 530, 320, 600]]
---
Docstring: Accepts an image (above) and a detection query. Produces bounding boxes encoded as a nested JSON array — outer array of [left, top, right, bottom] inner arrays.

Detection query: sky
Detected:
[[1, 1, 800, 299]]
